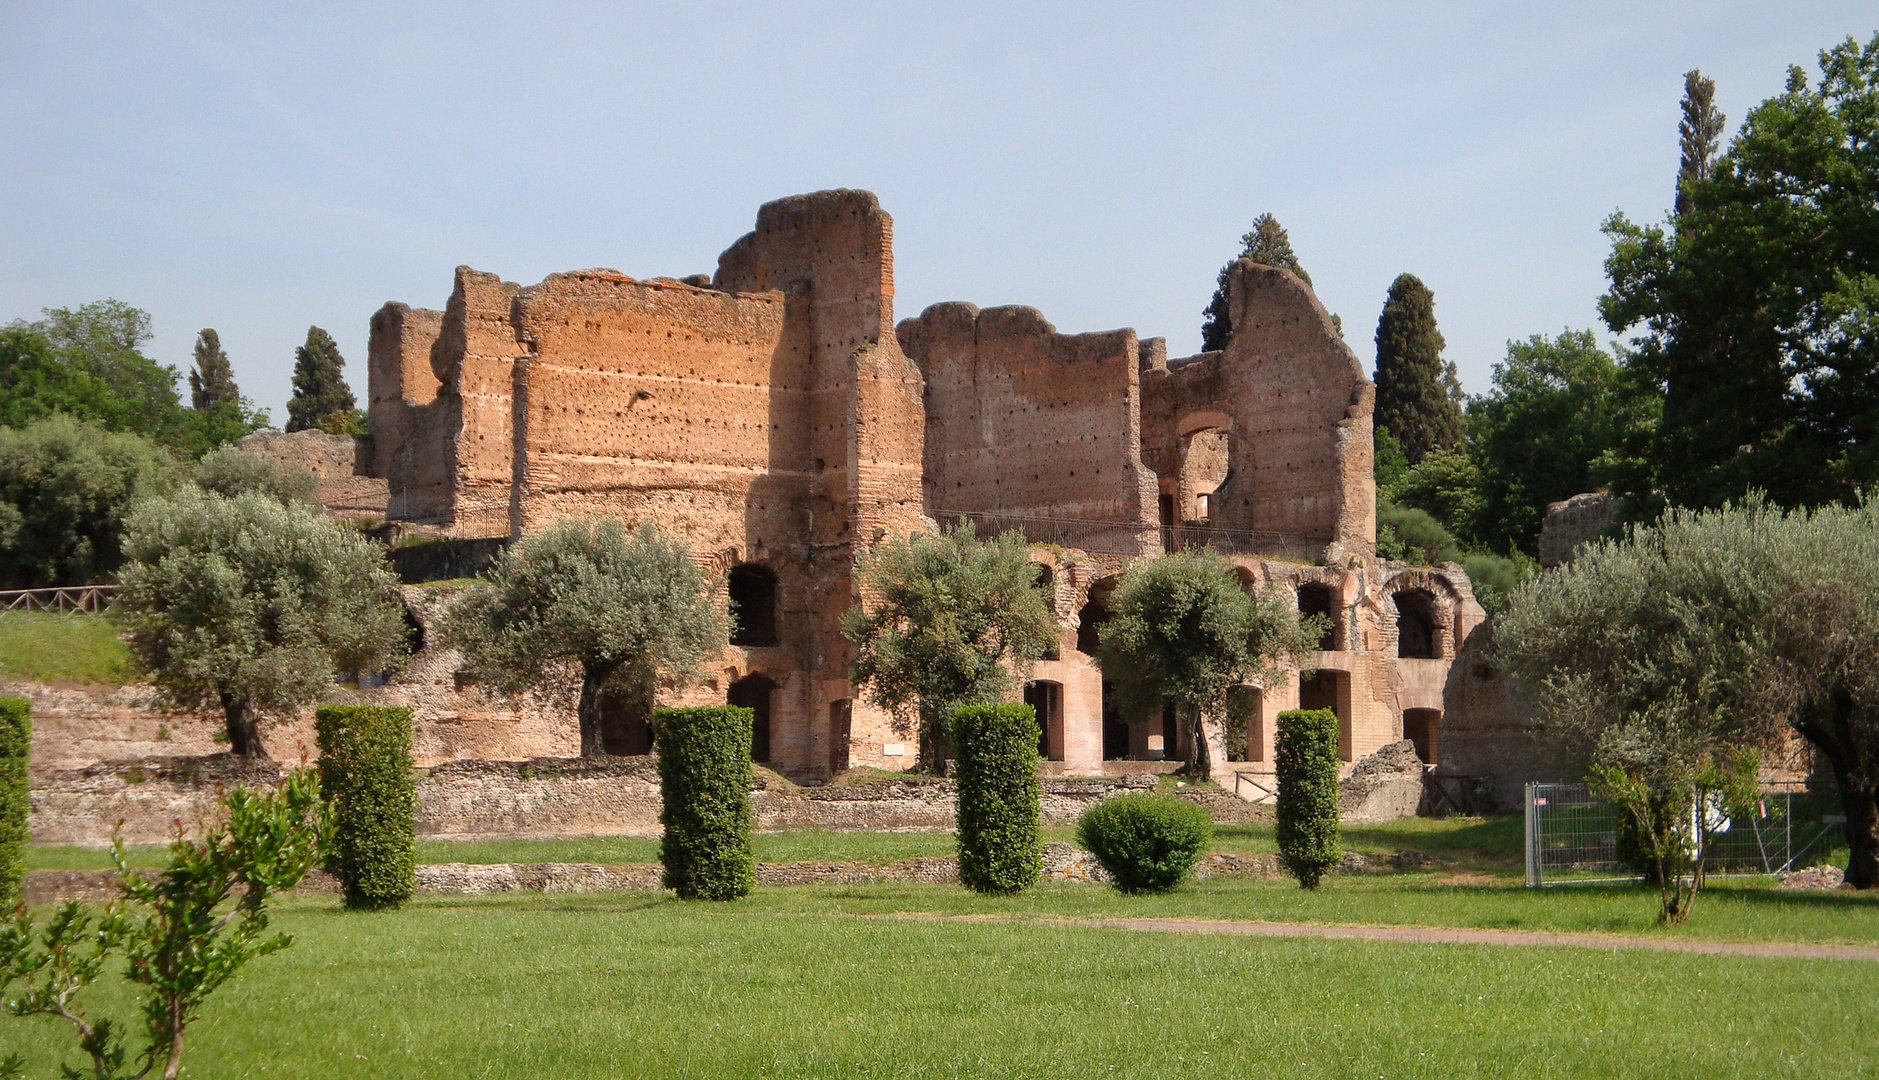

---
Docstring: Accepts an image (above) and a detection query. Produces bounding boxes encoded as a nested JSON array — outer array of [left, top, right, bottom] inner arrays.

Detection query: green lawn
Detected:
[[5, 888, 1875, 1079], [0, 610, 136, 685], [27, 816, 1528, 872]]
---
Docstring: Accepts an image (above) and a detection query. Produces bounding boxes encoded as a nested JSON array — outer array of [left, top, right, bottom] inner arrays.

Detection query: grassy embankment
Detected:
[[0, 609, 137, 685], [4, 888, 1876, 1079]]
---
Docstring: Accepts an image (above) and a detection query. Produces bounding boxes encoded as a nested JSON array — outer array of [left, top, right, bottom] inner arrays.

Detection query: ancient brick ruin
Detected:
[[347, 189, 1483, 785]]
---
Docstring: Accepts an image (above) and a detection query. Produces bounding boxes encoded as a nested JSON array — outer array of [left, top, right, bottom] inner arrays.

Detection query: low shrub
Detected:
[[0, 697, 26, 903], [1075, 792, 1211, 894], [315, 704, 416, 910], [655, 705, 754, 901], [1275, 707, 1342, 889], [951, 703, 1041, 895]]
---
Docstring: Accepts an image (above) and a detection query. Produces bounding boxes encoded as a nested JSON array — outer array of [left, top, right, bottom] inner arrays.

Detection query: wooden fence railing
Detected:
[[0, 585, 118, 615]]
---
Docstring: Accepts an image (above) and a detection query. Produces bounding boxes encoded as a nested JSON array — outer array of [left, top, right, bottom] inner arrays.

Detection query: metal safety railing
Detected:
[[1523, 780, 1842, 887], [0, 584, 118, 615]]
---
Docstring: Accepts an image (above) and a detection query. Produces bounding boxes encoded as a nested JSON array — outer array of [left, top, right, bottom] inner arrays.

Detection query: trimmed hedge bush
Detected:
[[1075, 792, 1211, 894], [315, 704, 416, 910], [951, 703, 1041, 895], [0, 697, 27, 903], [655, 705, 754, 900], [1275, 707, 1342, 889]]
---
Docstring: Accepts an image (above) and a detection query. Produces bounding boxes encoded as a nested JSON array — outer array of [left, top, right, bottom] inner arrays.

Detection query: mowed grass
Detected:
[[5, 890, 1876, 1079], [27, 815, 1526, 872], [0, 610, 137, 685]]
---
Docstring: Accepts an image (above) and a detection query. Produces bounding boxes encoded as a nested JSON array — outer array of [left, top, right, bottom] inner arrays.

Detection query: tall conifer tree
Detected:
[[188, 328, 239, 411], [1373, 273, 1463, 464], [285, 326, 355, 433], [1674, 69, 1725, 220], [1201, 214, 1312, 352]]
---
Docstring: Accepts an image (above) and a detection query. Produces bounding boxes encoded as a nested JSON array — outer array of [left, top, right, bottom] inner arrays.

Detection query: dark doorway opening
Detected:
[[828, 699, 852, 774], [1297, 583, 1337, 651], [598, 687, 652, 756], [729, 564, 779, 647], [1101, 680, 1130, 760], [1403, 709, 1440, 764], [1395, 590, 1439, 659], [1023, 680, 1063, 760], [728, 673, 776, 762], [1298, 670, 1352, 761]]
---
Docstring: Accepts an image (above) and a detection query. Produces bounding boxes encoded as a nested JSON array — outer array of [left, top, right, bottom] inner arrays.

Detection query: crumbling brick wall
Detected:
[[898, 302, 1159, 555], [367, 302, 443, 481]]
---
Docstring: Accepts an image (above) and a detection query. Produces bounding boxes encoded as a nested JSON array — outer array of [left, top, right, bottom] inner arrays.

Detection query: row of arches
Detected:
[[1066, 576, 1442, 661]]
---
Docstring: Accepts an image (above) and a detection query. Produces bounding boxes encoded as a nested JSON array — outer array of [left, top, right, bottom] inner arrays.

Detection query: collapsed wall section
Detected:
[[387, 268, 525, 535], [1141, 261, 1374, 558], [367, 303, 443, 480], [898, 302, 1159, 555]]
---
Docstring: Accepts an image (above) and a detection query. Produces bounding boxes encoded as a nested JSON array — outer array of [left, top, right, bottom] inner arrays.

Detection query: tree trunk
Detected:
[[1184, 703, 1212, 783], [221, 692, 263, 758], [577, 670, 604, 757], [1840, 786, 1879, 890], [917, 702, 953, 776]]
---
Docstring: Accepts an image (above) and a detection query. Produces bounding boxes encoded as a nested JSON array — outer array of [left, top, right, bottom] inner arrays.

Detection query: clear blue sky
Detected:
[[2, 2, 1873, 421]]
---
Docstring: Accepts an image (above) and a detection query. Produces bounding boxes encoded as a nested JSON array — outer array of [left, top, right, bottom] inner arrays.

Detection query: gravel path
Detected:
[[857, 912, 1879, 961]]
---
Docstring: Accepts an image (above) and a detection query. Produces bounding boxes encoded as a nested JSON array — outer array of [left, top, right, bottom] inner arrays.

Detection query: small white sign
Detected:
[[1146, 735, 1164, 751], [882, 743, 905, 757]]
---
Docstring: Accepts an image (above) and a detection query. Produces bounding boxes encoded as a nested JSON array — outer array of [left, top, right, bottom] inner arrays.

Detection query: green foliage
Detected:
[[1275, 707, 1341, 889], [1675, 69, 1727, 222], [444, 518, 726, 757], [1387, 447, 1482, 545], [192, 445, 319, 506], [1374, 273, 1464, 465], [1464, 331, 1657, 557], [0, 698, 25, 905], [315, 408, 367, 436], [0, 415, 183, 588], [1202, 213, 1312, 351], [844, 525, 1056, 771], [285, 327, 355, 434], [0, 612, 138, 685], [1074, 792, 1211, 894], [187, 329, 238, 412], [1495, 498, 1879, 889], [1458, 552, 1532, 615], [1372, 426, 1410, 499], [950, 703, 1042, 895], [654, 705, 754, 901], [1097, 547, 1318, 781], [0, 304, 265, 457], [0, 772, 328, 1080], [1601, 34, 1879, 510], [315, 705, 416, 910], [114, 488, 407, 757], [1589, 748, 1761, 924]]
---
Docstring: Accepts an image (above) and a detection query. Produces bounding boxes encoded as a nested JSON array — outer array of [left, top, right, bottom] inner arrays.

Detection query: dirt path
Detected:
[[855, 912, 1879, 961]]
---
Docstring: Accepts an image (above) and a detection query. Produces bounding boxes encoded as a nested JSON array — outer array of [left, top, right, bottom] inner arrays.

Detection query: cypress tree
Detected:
[[1201, 214, 1313, 352], [1674, 69, 1725, 220], [188, 328, 240, 411], [285, 326, 355, 433], [1373, 273, 1464, 464]]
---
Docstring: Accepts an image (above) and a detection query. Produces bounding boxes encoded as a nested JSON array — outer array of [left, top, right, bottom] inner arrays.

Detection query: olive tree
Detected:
[[1097, 548, 1321, 782], [443, 518, 727, 757], [1496, 499, 1879, 894], [844, 525, 1057, 772], [114, 489, 408, 757]]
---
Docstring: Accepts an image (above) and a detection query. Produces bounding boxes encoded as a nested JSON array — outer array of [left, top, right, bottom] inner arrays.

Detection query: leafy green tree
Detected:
[[1464, 330, 1658, 556], [1386, 448, 1482, 546], [1602, 34, 1879, 511], [285, 327, 356, 434], [114, 489, 407, 757], [1495, 498, 1879, 891], [844, 525, 1058, 772], [0, 699, 24, 906], [0, 772, 328, 1080], [0, 416, 182, 588], [1096, 547, 1319, 782], [186, 329, 237, 412], [1201, 213, 1315, 351], [1373, 427, 1410, 499], [1675, 69, 1726, 220], [192, 445, 318, 506], [444, 518, 727, 758], [1374, 273, 1464, 464]]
